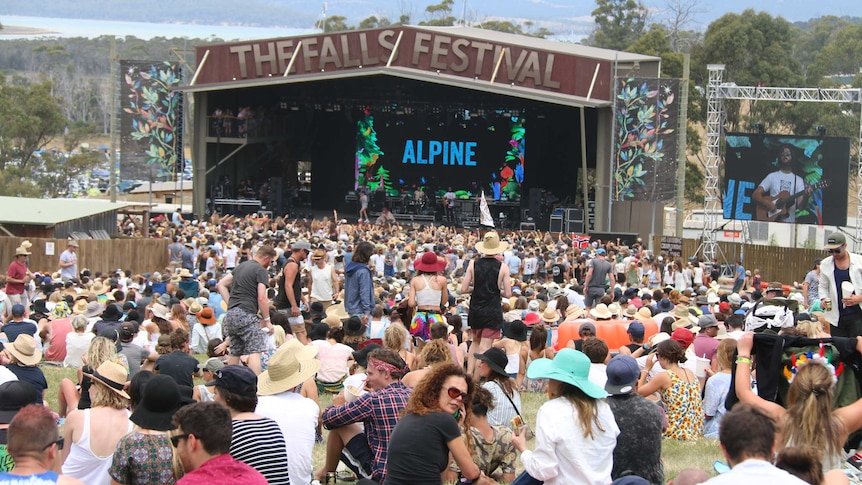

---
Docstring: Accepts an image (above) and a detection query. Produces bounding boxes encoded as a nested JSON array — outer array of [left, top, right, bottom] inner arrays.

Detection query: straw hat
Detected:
[[178, 268, 194, 279], [474, 231, 509, 255], [634, 307, 654, 322], [257, 340, 321, 396], [5, 335, 42, 366], [608, 302, 622, 318], [589, 303, 613, 320], [151, 304, 169, 320], [325, 303, 348, 326], [188, 301, 203, 314], [565, 305, 585, 320], [86, 361, 130, 399], [541, 307, 559, 323], [14, 246, 30, 256], [91, 281, 109, 295]]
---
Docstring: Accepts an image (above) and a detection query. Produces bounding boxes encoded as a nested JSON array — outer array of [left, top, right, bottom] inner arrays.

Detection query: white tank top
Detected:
[[505, 352, 520, 374], [415, 275, 442, 307], [310, 264, 334, 301], [61, 408, 133, 485]]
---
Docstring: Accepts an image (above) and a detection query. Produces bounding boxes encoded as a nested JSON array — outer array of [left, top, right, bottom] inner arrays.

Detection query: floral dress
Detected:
[[660, 370, 704, 440], [109, 431, 176, 484]]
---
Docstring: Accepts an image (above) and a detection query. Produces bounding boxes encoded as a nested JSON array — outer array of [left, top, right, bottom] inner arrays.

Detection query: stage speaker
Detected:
[[549, 215, 563, 232], [528, 188, 543, 222], [269, 177, 283, 215], [566, 208, 584, 222], [566, 220, 585, 233]]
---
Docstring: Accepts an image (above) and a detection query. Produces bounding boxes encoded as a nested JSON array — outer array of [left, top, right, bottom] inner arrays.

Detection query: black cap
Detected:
[[205, 365, 258, 397], [352, 344, 382, 369], [0, 381, 40, 423]]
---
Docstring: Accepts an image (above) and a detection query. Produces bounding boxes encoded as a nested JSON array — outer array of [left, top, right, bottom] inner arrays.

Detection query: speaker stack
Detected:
[[548, 207, 586, 234]]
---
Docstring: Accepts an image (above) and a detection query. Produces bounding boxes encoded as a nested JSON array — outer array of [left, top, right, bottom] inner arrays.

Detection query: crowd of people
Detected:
[[1, 213, 862, 485]]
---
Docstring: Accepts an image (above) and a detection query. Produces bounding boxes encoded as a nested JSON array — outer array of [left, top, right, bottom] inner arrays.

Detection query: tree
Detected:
[[359, 16, 391, 29], [0, 79, 65, 172], [685, 160, 705, 204], [661, 0, 704, 52], [478, 20, 523, 35], [419, 0, 456, 26], [315, 16, 351, 32], [794, 16, 851, 80], [589, 0, 648, 51], [805, 23, 862, 84]]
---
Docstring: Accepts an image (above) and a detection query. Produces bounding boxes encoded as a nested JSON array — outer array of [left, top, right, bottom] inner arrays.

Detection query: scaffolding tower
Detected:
[[700, 65, 862, 263]]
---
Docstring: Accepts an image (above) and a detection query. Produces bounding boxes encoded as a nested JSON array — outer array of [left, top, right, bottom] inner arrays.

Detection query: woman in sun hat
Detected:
[[109, 374, 182, 484], [62, 361, 133, 485], [461, 231, 512, 379], [2, 334, 47, 403], [510, 348, 619, 485], [496, 320, 529, 387], [408, 251, 449, 341], [475, 347, 523, 431]]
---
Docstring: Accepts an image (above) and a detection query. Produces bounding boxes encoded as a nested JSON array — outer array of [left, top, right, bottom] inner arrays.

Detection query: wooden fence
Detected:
[[653, 236, 824, 286], [0, 237, 170, 276]]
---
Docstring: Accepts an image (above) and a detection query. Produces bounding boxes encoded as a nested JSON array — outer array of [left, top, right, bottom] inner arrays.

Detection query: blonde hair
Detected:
[[384, 323, 408, 351], [796, 319, 823, 338], [416, 339, 452, 368], [716, 338, 737, 370], [784, 362, 844, 465], [87, 337, 118, 371], [273, 325, 286, 347], [91, 380, 130, 410]]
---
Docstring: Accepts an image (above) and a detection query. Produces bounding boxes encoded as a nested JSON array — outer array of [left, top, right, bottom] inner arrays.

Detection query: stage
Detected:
[[180, 26, 662, 235]]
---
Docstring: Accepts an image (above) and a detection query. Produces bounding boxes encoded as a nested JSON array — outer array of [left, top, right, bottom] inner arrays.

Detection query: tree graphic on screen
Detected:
[[355, 112, 393, 194]]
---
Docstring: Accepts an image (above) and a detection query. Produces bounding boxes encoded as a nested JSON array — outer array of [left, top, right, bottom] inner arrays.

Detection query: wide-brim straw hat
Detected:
[[325, 303, 348, 323], [475, 231, 508, 255], [151, 304, 169, 320], [72, 298, 88, 315], [590, 303, 613, 320], [527, 348, 607, 399], [634, 307, 654, 322], [14, 246, 30, 256], [257, 340, 320, 396], [178, 268, 194, 279], [85, 361, 130, 399], [6, 334, 42, 366], [565, 305, 585, 320], [541, 307, 559, 323]]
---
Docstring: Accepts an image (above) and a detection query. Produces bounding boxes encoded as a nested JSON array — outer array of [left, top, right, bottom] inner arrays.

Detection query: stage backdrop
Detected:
[[723, 133, 850, 226], [355, 108, 524, 201], [613, 77, 681, 202], [119, 60, 184, 181]]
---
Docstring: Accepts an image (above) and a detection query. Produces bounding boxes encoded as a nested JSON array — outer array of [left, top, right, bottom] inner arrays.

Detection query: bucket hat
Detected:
[[129, 375, 181, 431]]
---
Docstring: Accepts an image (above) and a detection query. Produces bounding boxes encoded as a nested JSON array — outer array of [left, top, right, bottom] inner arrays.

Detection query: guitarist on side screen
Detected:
[[752, 144, 813, 222]]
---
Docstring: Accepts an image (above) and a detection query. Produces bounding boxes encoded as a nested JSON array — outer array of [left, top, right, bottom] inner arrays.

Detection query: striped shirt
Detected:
[[230, 418, 290, 484]]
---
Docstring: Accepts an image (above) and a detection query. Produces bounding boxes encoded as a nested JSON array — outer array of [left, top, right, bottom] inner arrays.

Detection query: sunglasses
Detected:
[[446, 387, 469, 401], [170, 433, 190, 447], [827, 247, 843, 254], [42, 437, 64, 451]]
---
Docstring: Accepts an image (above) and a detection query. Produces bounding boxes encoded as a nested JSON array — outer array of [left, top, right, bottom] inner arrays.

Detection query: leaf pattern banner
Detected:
[[613, 77, 681, 202], [119, 60, 184, 181]]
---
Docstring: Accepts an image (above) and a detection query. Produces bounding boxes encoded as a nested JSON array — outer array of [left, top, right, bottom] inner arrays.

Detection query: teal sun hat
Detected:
[[526, 348, 608, 399]]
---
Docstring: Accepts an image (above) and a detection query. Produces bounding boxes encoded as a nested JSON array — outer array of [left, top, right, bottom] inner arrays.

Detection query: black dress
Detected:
[[468, 257, 504, 331]]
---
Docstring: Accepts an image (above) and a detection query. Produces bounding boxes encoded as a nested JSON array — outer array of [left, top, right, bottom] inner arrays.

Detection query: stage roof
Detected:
[[0, 197, 130, 226], [177, 25, 661, 108]]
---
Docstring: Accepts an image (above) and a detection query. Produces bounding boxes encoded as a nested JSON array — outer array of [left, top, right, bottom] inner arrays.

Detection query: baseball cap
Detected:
[[205, 365, 257, 397], [119, 321, 136, 341], [825, 232, 846, 249], [605, 355, 640, 395], [671, 327, 695, 349], [596, 248, 607, 255], [697, 314, 718, 329], [293, 240, 312, 251], [627, 321, 645, 338], [198, 357, 226, 373]]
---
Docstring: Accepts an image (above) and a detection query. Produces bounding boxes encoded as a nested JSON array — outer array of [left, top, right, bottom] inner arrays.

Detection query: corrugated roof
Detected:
[[0, 197, 130, 226], [130, 181, 193, 194]]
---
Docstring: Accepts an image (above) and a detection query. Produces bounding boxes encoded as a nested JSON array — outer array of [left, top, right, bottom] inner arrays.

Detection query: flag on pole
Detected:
[[479, 191, 495, 228]]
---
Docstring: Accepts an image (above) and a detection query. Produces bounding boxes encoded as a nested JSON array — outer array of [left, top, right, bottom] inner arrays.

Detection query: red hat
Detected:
[[523, 312, 541, 326], [671, 327, 695, 349], [718, 302, 731, 314]]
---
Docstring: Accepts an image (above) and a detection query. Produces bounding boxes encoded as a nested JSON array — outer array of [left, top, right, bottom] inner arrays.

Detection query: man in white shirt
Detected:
[[751, 144, 812, 223], [255, 340, 321, 485], [582, 337, 609, 390], [522, 252, 538, 282], [223, 242, 238, 272], [703, 404, 807, 484], [369, 247, 386, 277]]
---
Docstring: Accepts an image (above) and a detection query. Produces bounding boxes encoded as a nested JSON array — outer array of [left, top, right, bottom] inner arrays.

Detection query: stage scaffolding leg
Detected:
[[699, 65, 725, 266]]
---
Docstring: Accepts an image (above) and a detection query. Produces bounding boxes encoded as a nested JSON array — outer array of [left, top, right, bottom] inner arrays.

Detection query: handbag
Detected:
[[496, 382, 534, 440]]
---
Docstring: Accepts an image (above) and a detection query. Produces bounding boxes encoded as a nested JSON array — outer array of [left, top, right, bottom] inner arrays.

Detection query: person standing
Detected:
[[461, 232, 512, 379], [308, 249, 340, 312], [59, 240, 79, 282], [344, 241, 375, 325], [584, 249, 614, 310], [444, 187, 457, 224], [819, 231, 862, 338], [274, 241, 311, 344], [802, 258, 822, 308], [732, 260, 745, 294], [167, 237, 184, 272], [217, 245, 276, 375], [5, 247, 32, 308]]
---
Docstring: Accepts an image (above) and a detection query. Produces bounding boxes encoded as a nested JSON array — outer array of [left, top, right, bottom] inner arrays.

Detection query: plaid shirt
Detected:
[[322, 381, 411, 481]]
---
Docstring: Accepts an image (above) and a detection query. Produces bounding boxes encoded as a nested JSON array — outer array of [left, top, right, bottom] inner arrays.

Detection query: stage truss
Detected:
[[700, 64, 862, 262]]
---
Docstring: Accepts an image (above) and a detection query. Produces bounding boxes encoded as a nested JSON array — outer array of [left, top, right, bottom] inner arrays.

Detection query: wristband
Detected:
[[736, 357, 752, 365], [737, 355, 751, 359], [263, 317, 271, 322]]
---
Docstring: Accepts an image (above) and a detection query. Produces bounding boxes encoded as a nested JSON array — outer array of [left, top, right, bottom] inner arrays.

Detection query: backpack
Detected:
[[744, 300, 795, 333]]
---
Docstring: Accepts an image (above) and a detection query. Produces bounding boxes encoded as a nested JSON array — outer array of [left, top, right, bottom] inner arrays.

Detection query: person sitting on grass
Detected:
[[0, 404, 84, 484], [443, 386, 516, 484]]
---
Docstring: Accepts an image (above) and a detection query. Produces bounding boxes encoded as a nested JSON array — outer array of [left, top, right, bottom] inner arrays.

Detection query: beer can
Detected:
[[326, 471, 337, 484], [823, 298, 832, 311]]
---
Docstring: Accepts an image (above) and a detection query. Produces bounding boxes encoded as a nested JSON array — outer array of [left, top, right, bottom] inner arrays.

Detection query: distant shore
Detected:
[[0, 24, 59, 36]]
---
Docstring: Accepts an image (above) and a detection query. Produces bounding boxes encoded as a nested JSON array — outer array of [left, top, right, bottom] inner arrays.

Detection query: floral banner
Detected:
[[612, 77, 680, 202], [119, 60, 184, 181]]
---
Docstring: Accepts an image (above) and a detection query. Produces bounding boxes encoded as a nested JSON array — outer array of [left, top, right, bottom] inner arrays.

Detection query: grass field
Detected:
[[40, 363, 723, 483]]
